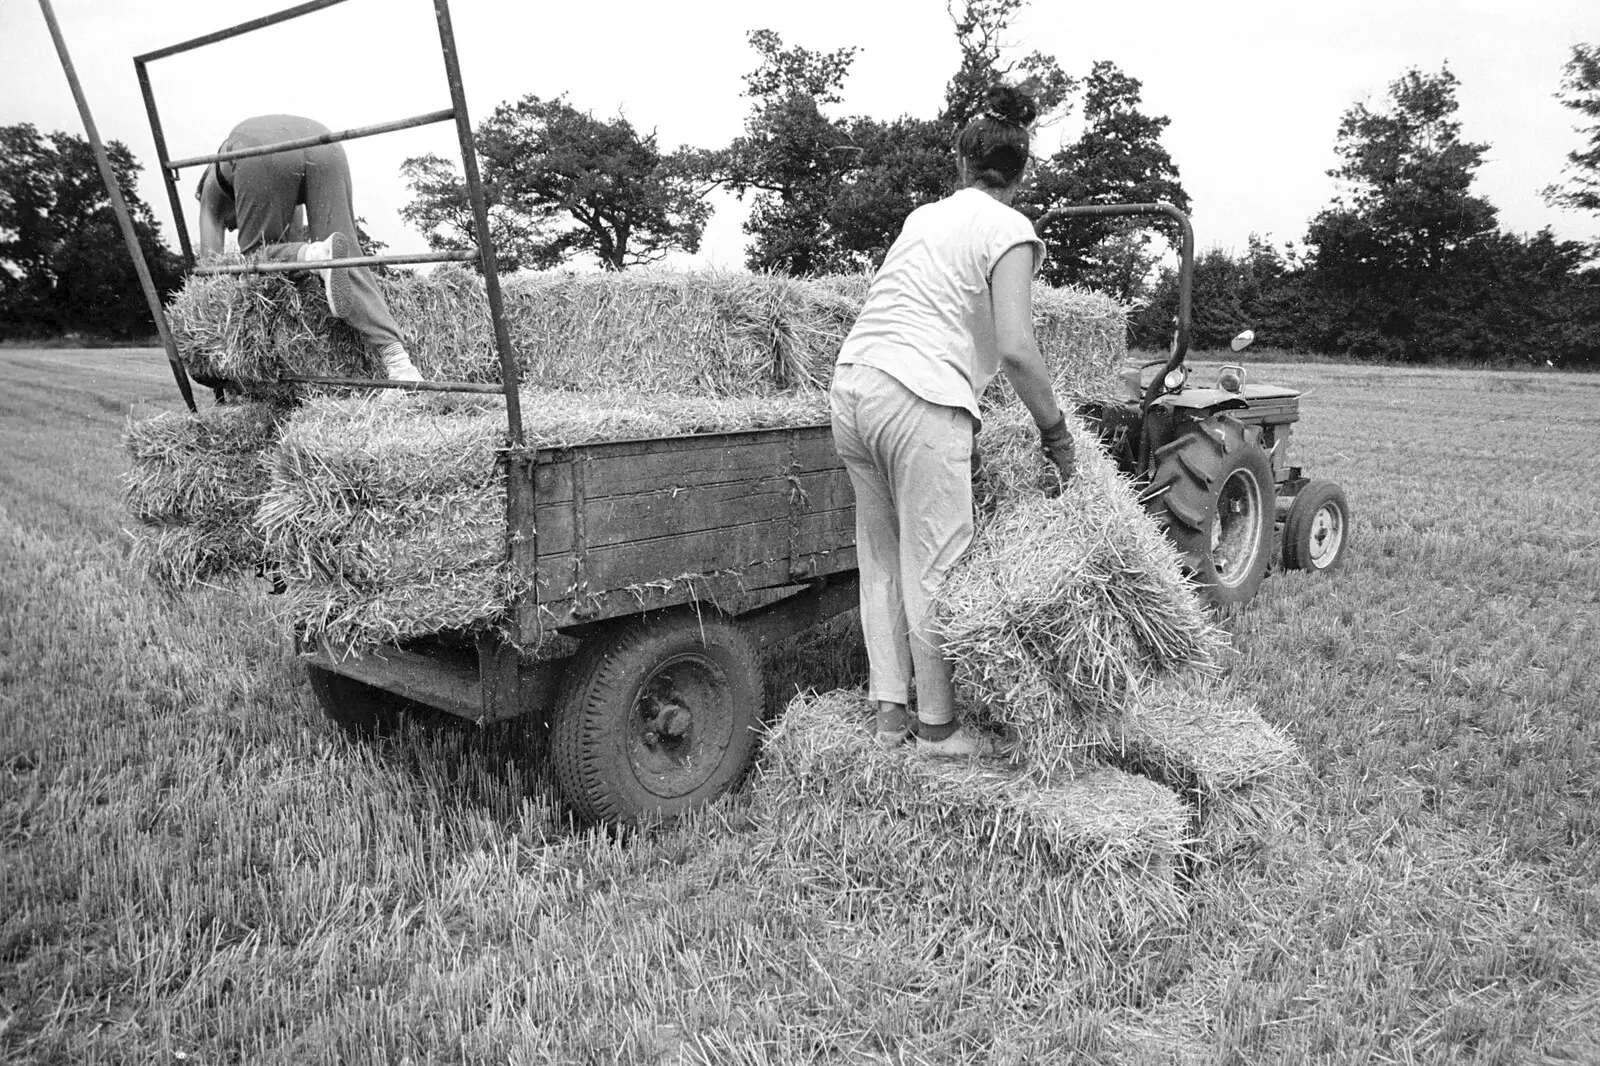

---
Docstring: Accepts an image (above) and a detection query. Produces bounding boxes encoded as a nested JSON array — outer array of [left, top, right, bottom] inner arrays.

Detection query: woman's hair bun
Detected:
[[984, 84, 1038, 127]]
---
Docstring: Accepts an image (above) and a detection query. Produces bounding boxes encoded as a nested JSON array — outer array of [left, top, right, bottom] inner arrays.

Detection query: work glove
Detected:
[[1039, 413, 1076, 488]]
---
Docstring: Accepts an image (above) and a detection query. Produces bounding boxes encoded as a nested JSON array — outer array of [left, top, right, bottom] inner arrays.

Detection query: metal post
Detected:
[[432, 0, 523, 446], [38, 0, 197, 412], [133, 59, 193, 265]]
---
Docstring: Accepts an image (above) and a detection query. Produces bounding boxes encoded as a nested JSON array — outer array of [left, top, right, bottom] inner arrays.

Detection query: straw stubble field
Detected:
[[3, 347, 1599, 1063]]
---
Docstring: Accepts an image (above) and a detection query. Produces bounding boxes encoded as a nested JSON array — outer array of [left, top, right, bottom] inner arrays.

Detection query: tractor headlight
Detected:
[[1162, 366, 1187, 391]]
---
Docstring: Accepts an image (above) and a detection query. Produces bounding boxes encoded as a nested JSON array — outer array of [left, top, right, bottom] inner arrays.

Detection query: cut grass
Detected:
[[2, 349, 1599, 1063]]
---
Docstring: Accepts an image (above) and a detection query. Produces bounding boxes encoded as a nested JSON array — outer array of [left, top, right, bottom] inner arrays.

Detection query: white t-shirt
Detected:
[[836, 187, 1045, 419]]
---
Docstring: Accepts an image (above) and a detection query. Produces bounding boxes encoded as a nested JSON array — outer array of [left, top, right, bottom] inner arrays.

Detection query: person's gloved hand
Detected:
[[1039, 413, 1076, 487]]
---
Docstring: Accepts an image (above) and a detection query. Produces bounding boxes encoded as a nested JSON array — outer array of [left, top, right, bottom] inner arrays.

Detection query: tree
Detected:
[[730, 5, 1073, 275], [1543, 44, 1600, 224], [940, 0, 1073, 129], [402, 95, 714, 272], [0, 123, 181, 339], [721, 30, 863, 274], [1131, 238, 1299, 351], [1025, 61, 1189, 289], [825, 116, 951, 272], [1299, 66, 1499, 361]]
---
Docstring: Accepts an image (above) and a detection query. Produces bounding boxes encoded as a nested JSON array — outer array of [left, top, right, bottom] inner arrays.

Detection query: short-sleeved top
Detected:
[[836, 187, 1045, 420]]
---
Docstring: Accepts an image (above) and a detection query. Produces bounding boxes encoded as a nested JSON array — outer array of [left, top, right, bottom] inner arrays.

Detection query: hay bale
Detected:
[[260, 389, 832, 648], [164, 266, 370, 394], [164, 267, 1127, 403], [167, 267, 816, 398], [1016, 283, 1131, 406], [748, 689, 1191, 1007], [122, 401, 287, 587], [936, 405, 1225, 773], [1102, 675, 1304, 863]]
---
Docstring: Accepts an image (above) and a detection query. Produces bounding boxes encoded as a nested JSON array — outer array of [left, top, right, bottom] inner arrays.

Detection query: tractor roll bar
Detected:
[[1033, 202, 1193, 417]]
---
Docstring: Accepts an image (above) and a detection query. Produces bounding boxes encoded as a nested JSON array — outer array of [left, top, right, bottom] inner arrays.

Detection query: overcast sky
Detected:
[[4, 0, 1596, 270]]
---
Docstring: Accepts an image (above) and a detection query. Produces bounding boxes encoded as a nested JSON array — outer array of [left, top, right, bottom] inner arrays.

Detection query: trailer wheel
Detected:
[[305, 665, 426, 738], [551, 611, 763, 826], [1282, 480, 1351, 573], [1145, 414, 1275, 608]]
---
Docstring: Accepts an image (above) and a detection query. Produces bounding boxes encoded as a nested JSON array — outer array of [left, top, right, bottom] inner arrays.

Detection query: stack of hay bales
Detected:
[[164, 265, 1126, 402], [262, 389, 830, 648], [929, 403, 1300, 861], [131, 267, 1128, 608], [122, 401, 287, 587]]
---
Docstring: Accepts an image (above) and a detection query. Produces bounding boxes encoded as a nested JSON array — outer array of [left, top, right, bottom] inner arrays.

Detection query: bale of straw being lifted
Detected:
[[122, 401, 287, 587], [935, 404, 1226, 773]]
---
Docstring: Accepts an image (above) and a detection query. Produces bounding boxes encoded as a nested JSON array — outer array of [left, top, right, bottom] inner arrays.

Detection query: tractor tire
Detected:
[[305, 664, 431, 739], [1282, 480, 1351, 573], [1144, 413, 1275, 608], [551, 610, 764, 827]]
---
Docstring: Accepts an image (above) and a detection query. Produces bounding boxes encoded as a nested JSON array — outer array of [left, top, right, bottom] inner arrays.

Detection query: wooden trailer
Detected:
[[303, 424, 861, 825]]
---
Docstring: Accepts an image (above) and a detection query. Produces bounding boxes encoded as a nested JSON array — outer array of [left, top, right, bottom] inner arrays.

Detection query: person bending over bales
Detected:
[[831, 84, 1076, 758], [196, 114, 423, 384]]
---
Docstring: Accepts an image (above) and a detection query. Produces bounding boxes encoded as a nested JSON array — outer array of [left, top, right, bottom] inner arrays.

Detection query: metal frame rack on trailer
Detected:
[[42, 0, 863, 827]]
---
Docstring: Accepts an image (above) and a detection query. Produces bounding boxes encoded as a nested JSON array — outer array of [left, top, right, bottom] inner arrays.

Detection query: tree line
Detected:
[[3, 2, 1597, 365]]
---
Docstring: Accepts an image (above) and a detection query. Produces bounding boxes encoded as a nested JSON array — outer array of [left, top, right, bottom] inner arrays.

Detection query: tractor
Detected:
[[1044, 203, 1351, 606]]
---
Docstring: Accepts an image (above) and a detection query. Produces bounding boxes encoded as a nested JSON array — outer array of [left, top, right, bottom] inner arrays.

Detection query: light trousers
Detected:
[[829, 363, 974, 725]]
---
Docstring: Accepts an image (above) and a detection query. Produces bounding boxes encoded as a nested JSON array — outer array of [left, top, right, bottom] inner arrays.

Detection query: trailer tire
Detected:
[[1144, 413, 1275, 608], [551, 611, 763, 826], [1282, 480, 1351, 573], [305, 664, 428, 738]]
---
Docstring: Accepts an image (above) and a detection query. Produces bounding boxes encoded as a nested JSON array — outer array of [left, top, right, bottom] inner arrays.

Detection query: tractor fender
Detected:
[[1156, 388, 1250, 413]]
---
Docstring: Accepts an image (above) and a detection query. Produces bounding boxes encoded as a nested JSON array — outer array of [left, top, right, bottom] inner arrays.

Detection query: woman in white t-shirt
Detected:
[[831, 84, 1075, 758]]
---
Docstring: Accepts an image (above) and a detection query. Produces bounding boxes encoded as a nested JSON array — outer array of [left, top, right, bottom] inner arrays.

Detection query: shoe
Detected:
[[914, 724, 1020, 760], [873, 702, 912, 750], [300, 232, 354, 317], [379, 342, 423, 383], [874, 726, 913, 750]]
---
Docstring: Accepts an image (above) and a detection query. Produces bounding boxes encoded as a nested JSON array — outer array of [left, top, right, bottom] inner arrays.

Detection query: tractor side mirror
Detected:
[[1230, 329, 1256, 353]]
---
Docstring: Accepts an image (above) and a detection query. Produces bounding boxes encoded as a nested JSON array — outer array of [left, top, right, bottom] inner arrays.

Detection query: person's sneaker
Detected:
[[874, 725, 913, 750], [914, 724, 1020, 760], [299, 232, 355, 316], [379, 342, 424, 383]]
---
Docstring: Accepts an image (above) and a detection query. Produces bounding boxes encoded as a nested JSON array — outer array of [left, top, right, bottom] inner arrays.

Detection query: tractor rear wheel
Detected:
[[551, 610, 763, 826], [1282, 480, 1350, 573], [1145, 414, 1275, 608]]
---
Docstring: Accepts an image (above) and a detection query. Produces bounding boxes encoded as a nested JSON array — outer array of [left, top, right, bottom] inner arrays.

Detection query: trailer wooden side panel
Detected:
[[512, 424, 856, 640]]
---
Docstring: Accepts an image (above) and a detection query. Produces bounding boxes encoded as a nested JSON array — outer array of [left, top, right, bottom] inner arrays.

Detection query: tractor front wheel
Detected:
[[1282, 480, 1351, 573], [550, 610, 764, 827], [1145, 414, 1275, 608]]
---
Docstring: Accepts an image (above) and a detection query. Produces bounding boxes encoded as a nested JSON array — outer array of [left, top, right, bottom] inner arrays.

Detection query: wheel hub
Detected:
[[1307, 504, 1345, 567], [1209, 468, 1265, 586], [628, 654, 734, 798]]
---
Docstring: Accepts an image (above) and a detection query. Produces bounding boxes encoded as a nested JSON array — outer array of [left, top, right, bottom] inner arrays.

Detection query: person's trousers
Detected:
[[220, 116, 402, 351], [829, 363, 974, 725]]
